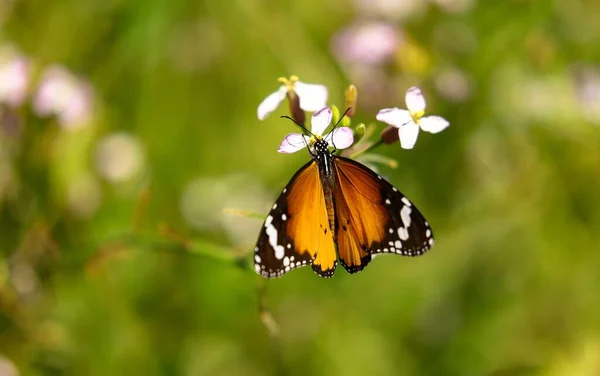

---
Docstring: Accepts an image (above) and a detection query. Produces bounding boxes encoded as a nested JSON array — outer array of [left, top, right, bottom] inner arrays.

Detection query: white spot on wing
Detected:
[[401, 205, 412, 228], [265, 214, 286, 260], [275, 245, 285, 260], [283, 256, 290, 266], [255, 255, 261, 263], [254, 264, 261, 273], [395, 240, 402, 248], [385, 199, 391, 205], [426, 229, 431, 238], [401, 197, 412, 207], [282, 214, 287, 220], [398, 227, 409, 241]]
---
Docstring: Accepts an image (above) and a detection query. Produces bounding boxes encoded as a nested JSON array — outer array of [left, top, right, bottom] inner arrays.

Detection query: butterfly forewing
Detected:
[[333, 156, 434, 274], [254, 160, 337, 278]]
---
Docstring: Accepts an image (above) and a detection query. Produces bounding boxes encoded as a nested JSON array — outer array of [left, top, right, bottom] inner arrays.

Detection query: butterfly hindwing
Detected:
[[254, 160, 337, 278], [333, 156, 434, 274]]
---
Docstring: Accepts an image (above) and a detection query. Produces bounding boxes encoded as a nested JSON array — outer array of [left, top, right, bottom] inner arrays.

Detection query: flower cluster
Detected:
[[0, 46, 94, 131], [257, 75, 449, 155]]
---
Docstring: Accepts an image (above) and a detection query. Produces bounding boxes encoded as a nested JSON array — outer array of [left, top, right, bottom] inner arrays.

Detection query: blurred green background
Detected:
[[1, 0, 600, 375]]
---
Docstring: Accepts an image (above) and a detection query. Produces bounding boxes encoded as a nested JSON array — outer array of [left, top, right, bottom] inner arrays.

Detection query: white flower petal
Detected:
[[325, 127, 354, 150], [257, 86, 287, 120], [278, 133, 308, 153], [399, 121, 420, 149], [294, 81, 328, 112], [310, 107, 332, 135], [419, 115, 450, 134], [376, 107, 412, 128], [405, 86, 426, 113]]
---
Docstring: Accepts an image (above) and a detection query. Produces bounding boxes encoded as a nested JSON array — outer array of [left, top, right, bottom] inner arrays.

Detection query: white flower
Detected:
[[257, 75, 327, 120], [278, 107, 354, 153], [376, 86, 450, 149]]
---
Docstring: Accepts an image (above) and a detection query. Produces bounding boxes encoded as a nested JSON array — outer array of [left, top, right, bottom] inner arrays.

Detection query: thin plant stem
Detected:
[[349, 138, 384, 159]]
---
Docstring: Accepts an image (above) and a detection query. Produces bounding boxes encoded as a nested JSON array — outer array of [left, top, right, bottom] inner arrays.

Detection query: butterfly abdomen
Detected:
[[314, 139, 337, 235]]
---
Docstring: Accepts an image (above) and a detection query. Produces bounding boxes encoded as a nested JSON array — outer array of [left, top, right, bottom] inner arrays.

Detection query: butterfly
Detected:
[[253, 108, 434, 278]]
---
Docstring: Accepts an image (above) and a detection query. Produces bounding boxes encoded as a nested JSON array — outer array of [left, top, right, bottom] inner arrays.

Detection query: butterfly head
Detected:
[[313, 138, 331, 156]]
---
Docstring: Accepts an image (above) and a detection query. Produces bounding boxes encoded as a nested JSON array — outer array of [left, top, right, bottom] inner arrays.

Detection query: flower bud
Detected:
[[341, 114, 351, 127], [344, 85, 357, 117], [353, 123, 366, 143], [331, 104, 341, 125]]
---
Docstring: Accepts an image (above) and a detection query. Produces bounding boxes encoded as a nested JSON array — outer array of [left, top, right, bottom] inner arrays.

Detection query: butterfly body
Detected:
[[314, 139, 337, 237], [254, 139, 435, 279]]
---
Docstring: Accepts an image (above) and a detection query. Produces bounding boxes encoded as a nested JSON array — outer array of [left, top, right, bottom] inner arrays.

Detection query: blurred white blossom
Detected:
[[67, 173, 103, 218], [331, 21, 402, 65], [491, 63, 585, 127], [573, 66, 600, 123], [95, 132, 145, 183], [180, 173, 271, 247], [434, 68, 472, 102], [33, 65, 94, 130], [10, 262, 38, 297], [0, 355, 19, 376], [0, 52, 30, 107]]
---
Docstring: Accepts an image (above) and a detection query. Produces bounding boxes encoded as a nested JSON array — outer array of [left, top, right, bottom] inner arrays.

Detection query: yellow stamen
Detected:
[[277, 75, 300, 92], [411, 109, 425, 123]]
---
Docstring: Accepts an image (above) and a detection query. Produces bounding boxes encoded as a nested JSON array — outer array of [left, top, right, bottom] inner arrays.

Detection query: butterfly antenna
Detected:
[[280, 116, 315, 138], [329, 107, 353, 152], [280, 115, 316, 157], [302, 134, 316, 158]]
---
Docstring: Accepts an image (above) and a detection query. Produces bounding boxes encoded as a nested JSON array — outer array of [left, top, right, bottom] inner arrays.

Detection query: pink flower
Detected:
[[278, 107, 354, 153], [33, 65, 93, 130], [0, 55, 31, 107], [376, 87, 450, 149], [331, 21, 401, 65]]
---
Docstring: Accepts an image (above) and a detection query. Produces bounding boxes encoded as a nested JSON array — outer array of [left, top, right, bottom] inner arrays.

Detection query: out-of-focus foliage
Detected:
[[1, 0, 600, 375]]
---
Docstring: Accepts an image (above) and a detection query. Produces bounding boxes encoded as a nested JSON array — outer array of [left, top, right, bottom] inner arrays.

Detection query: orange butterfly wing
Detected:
[[254, 160, 337, 278], [333, 156, 434, 274]]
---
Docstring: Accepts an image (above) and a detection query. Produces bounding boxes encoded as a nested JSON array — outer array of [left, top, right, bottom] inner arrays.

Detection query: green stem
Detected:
[[349, 138, 384, 159]]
